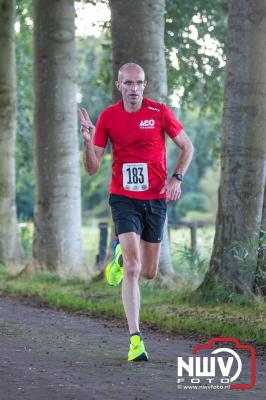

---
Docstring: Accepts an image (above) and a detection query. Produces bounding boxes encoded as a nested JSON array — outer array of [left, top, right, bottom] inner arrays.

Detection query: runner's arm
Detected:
[[83, 144, 105, 176], [78, 107, 106, 175], [171, 129, 194, 176], [164, 129, 194, 204]]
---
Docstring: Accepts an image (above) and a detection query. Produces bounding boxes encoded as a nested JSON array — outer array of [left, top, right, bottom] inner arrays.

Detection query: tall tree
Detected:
[[256, 181, 266, 294], [33, 0, 86, 276], [110, 0, 167, 103], [0, 0, 23, 265], [109, 0, 175, 277], [200, 0, 266, 295]]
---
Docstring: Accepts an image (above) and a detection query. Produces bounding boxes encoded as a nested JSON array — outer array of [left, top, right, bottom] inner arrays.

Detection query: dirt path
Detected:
[[0, 296, 265, 400]]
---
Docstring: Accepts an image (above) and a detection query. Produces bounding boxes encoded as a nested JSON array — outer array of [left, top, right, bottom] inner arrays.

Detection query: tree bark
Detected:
[[33, 0, 86, 277], [256, 180, 266, 293], [201, 0, 266, 294], [110, 0, 167, 103], [109, 0, 175, 276], [158, 214, 175, 277], [0, 0, 23, 265]]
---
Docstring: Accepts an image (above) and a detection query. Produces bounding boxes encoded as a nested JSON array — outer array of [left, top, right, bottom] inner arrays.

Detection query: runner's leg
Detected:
[[118, 232, 141, 334], [140, 240, 161, 279]]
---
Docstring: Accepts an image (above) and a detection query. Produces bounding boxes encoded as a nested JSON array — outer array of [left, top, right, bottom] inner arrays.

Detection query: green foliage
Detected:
[[199, 165, 220, 218], [169, 107, 220, 182], [76, 33, 112, 122], [196, 277, 257, 306], [230, 239, 259, 271], [81, 152, 111, 211], [81, 224, 100, 267], [16, 0, 34, 219], [229, 232, 266, 294], [196, 232, 266, 302], [257, 224, 266, 284], [165, 0, 228, 112], [167, 106, 220, 222], [175, 192, 208, 219], [34, 271, 61, 284], [172, 243, 208, 287], [19, 222, 33, 259], [96, 23, 113, 100]]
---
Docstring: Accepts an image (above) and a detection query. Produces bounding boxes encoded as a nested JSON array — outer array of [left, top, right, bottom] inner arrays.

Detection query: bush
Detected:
[[19, 222, 33, 259], [175, 192, 208, 219]]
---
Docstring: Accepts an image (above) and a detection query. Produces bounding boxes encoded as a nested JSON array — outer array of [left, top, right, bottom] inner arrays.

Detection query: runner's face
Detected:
[[117, 68, 146, 107]]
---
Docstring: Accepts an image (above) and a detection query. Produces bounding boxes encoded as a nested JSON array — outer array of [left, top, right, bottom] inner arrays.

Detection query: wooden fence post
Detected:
[[190, 223, 197, 253], [96, 222, 108, 269], [168, 220, 212, 253]]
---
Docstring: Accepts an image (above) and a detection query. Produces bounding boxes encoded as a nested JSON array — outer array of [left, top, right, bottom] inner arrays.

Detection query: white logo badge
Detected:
[[139, 119, 155, 129], [148, 106, 160, 112]]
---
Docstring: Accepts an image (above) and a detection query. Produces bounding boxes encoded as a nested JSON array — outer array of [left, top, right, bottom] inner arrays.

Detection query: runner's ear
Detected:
[[115, 80, 121, 92]]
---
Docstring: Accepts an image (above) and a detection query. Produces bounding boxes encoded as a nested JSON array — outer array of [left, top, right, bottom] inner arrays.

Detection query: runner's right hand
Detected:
[[78, 108, 95, 147]]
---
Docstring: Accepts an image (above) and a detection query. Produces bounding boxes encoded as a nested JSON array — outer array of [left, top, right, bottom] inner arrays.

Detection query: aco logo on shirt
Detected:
[[139, 119, 155, 129]]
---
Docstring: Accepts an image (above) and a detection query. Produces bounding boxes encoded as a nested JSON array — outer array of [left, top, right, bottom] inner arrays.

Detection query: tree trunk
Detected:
[[256, 180, 266, 293], [110, 0, 167, 103], [262, 183, 266, 230], [33, 0, 86, 277], [109, 0, 175, 276], [158, 214, 175, 277], [0, 0, 23, 265], [201, 0, 266, 294]]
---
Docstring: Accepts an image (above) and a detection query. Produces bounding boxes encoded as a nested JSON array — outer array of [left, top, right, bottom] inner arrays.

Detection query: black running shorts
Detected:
[[109, 194, 167, 243]]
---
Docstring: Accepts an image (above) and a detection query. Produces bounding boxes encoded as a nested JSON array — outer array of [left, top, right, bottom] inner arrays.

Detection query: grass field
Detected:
[[0, 265, 265, 345], [20, 219, 215, 285], [2, 222, 266, 345]]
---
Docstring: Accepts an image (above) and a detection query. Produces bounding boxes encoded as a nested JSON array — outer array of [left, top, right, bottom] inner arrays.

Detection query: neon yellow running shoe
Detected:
[[105, 240, 123, 286], [128, 334, 149, 362]]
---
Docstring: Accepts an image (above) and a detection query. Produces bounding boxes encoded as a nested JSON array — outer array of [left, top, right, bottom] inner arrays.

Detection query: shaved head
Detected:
[[115, 62, 147, 112], [118, 63, 145, 81]]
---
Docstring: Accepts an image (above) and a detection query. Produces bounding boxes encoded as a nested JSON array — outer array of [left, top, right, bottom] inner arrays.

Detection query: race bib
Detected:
[[122, 163, 149, 191]]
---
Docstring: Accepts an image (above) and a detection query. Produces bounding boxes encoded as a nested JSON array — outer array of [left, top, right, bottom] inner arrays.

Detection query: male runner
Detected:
[[79, 63, 193, 362]]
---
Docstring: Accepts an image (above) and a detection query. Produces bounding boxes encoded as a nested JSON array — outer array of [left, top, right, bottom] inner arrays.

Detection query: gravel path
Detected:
[[0, 296, 265, 400]]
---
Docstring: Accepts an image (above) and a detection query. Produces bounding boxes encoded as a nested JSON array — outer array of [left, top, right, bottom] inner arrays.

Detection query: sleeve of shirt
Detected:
[[93, 110, 108, 148], [161, 104, 183, 139]]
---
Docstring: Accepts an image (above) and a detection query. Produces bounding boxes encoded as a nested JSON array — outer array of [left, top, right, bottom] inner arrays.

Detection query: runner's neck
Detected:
[[122, 99, 144, 113]]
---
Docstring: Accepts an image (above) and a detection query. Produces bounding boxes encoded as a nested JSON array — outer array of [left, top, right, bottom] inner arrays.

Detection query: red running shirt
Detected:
[[93, 98, 183, 200]]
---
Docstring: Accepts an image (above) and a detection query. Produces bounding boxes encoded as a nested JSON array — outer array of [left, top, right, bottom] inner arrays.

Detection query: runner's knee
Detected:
[[141, 260, 158, 280], [124, 261, 141, 280], [142, 270, 157, 280]]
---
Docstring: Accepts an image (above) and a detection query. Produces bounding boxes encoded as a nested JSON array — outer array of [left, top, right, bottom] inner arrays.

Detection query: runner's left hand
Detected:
[[160, 177, 182, 204]]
